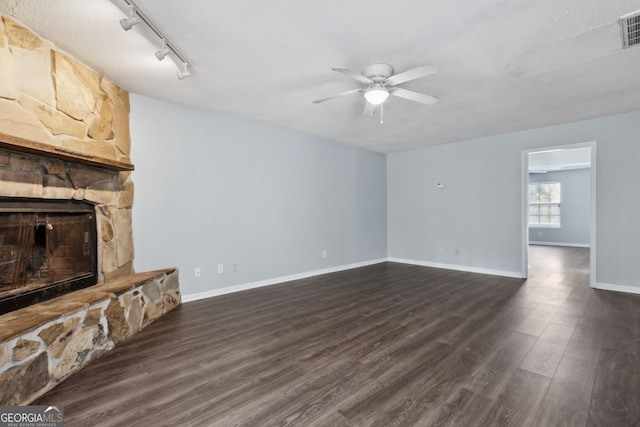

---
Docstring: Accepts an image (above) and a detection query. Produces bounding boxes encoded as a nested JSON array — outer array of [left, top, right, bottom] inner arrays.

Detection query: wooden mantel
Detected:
[[0, 133, 134, 172]]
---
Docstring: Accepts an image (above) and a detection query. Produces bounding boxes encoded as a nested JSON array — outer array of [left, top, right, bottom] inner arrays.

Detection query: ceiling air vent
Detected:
[[620, 10, 640, 48]]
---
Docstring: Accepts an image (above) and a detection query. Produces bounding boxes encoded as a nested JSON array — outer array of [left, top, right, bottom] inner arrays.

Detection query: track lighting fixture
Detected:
[[155, 41, 170, 61], [119, 6, 139, 31], [114, 0, 192, 79]]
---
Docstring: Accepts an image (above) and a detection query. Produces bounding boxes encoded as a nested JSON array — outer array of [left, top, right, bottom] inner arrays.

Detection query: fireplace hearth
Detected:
[[0, 198, 97, 314]]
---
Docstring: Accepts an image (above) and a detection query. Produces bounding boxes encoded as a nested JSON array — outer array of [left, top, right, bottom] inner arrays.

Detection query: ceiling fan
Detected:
[[312, 63, 439, 107]]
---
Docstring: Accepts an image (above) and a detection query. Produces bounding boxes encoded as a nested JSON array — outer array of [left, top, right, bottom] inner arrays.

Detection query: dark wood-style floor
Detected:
[[36, 246, 640, 426]]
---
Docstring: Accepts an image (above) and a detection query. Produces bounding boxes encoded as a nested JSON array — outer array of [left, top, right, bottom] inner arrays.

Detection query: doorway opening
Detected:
[[521, 142, 596, 286]]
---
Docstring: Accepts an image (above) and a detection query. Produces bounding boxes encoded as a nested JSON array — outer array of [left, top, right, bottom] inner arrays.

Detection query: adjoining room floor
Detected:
[[37, 246, 640, 426]]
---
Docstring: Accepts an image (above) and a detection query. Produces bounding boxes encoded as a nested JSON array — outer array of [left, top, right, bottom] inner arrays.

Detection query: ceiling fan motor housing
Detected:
[[363, 63, 394, 83]]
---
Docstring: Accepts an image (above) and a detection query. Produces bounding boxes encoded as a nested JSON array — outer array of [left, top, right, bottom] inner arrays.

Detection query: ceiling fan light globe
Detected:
[[364, 87, 389, 105]]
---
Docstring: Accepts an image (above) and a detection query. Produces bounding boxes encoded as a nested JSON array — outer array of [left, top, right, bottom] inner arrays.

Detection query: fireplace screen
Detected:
[[0, 199, 97, 314]]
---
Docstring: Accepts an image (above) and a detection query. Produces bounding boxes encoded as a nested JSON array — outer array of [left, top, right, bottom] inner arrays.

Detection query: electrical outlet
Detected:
[[194, 267, 201, 277], [455, 248, 460, 255], [322, 250, 327, 258], [232, 264, 237, 273], [217, 264, 224, 274]]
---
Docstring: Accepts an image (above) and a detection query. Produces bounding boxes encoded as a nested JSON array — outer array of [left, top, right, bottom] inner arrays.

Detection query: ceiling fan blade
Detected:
[[312, 88, 363, 104], [332, 67, 373, 84], [390, 87, 438, 105], [386, 64, 439, 86]]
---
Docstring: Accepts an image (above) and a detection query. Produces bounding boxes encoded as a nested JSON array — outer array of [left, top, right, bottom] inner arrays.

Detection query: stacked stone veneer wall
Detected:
[[0, 16, 132, 166], [0, 269, 181, 405]]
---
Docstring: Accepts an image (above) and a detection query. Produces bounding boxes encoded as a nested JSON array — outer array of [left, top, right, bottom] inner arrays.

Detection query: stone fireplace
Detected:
[[0, 15, 180, 405], [0, 13, 137, 292], [0, 147, 135, 311]]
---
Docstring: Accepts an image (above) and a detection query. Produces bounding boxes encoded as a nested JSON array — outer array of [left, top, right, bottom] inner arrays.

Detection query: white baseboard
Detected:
[[529, 241, 590, 248], [387, 257, 523, 279], [182, 258, 387, 303], [182, 257, 640, 303], [592, 282, 640, 295]]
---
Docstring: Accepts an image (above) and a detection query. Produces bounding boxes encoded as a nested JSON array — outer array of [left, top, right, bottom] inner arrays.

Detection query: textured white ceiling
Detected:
[[1, 0, 640, 152]]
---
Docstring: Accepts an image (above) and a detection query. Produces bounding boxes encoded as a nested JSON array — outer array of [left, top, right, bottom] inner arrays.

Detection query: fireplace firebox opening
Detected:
[[0, 198, 98, 314]]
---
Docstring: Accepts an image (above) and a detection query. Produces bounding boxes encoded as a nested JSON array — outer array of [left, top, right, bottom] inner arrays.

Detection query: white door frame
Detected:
[[520, 141, 597, 286]]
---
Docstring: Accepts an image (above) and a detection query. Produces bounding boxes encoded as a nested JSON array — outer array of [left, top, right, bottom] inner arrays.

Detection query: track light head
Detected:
[[177, 63, 192, 80], [120, 5, 139, 31], [120, 15, 139, 31], [155, 46, 170, 61]]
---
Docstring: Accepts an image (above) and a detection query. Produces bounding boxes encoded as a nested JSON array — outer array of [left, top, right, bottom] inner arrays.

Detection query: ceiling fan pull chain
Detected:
[[380, 103, 384, 124]]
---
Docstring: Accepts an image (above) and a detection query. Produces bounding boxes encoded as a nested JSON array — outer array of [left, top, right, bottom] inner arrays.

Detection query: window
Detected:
[[529, 182, 561, 227]]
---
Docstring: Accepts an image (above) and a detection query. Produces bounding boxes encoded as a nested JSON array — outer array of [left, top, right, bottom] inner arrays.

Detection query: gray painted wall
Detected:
[[130, 94, 387, 297], [130, 93, 640, 295], [388, 110, 640, 289], [528, 169, 591, 246]]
